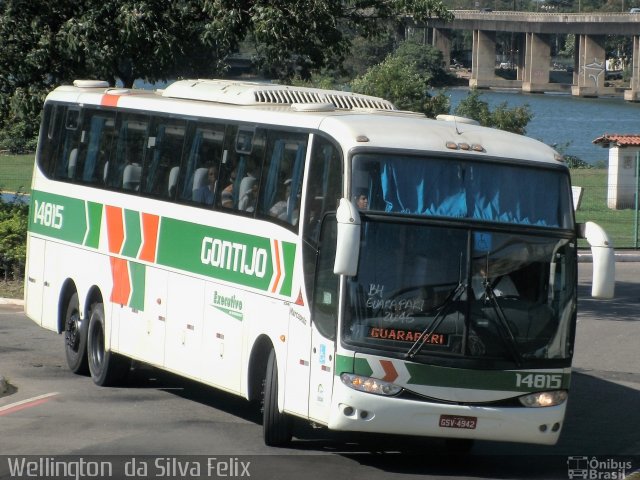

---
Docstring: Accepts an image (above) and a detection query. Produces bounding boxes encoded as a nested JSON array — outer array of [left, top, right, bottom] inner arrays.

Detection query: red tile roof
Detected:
[[592, 134, 640, 147]]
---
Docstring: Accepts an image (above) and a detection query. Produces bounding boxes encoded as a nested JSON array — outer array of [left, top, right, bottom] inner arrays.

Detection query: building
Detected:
[[592, 134, 640, 209]]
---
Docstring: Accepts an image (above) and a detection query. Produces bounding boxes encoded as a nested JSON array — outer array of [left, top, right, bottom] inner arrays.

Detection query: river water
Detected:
[[444, 88, 640, 165]]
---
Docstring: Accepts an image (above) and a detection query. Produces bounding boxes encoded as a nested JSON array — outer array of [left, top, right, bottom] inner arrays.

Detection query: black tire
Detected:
[[87, 302, 128, 386], [445, 438, 475, 454], [262, 349, 292, 446], [64, 292, 89, 375]]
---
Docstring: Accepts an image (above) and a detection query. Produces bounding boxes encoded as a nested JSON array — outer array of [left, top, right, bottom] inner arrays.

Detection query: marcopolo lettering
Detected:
[[201, 236, 267, 278]]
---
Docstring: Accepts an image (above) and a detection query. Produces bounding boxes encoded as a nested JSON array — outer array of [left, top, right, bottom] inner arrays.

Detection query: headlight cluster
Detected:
[[518, 390, 568, 407], [340, 373, 402, 396]]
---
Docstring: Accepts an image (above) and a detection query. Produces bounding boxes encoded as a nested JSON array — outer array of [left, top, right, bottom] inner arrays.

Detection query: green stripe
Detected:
[[279, 241, 296, 296], [121, 209, 142, 258], [129, 262, 145, 311], [29, 191, 297, 297], [157, 217, 296, 294], [335, 354, 355, 376], [29, 191, 87, 244], [337, 353, 570, 393], [84, 201, 103, 248], [213, 306, 244, 321]]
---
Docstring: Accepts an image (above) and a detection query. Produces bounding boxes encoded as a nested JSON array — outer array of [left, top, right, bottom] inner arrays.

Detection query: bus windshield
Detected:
[[351, 153, 573, 229], [343, 220, 577, 366]]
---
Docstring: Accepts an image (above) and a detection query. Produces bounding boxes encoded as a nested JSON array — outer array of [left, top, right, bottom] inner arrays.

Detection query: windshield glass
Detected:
[[351, 153, 573, 229], [343, 220, 577, 365]]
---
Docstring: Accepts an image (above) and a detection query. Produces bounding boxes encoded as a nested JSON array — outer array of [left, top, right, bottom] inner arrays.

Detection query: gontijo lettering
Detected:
[[201, 236, 268, 278]]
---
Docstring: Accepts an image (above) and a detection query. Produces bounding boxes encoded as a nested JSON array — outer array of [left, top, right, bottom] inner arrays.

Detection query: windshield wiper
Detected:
[[482, 277, 523, 367], [405, 281, 465, 360]]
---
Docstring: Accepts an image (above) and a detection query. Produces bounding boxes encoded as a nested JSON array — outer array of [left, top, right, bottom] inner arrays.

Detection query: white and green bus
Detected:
[[25, 79, 615, 448]]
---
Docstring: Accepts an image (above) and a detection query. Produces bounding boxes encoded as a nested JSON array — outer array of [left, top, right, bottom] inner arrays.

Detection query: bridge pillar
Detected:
[[572, 34, 607, 97], [624, 36, 640, 102], [470, 30, 497, 88], [522, 33, 551, 93], [432, 28, 452, 67]]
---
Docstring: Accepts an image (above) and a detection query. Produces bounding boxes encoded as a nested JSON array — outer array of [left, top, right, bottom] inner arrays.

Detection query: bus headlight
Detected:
[[518, 390, 568, 407], [340, 373, 402, 396]]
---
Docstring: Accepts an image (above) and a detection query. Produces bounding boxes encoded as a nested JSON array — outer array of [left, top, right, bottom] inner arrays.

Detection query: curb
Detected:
[[578, 251, 640, 263], [0, 298, 24, 306]]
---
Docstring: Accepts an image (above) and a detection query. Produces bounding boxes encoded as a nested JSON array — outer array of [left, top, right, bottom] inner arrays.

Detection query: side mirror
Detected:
[[578, 221, 615, 299], [334, 198, 361, 276]]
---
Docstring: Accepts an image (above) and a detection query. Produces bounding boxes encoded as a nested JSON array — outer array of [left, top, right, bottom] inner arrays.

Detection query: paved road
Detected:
[[0, 263, 638, 479]]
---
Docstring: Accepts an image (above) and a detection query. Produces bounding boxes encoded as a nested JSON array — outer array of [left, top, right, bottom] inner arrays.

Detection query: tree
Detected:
[[0, 0, 214, 151], [392, 40, 451, 86], [0, 0, 453, 152], [351, 41, 451, 117], [454, 89, 532, 134]]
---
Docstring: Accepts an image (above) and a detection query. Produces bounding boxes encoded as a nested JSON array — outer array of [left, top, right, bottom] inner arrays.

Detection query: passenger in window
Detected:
[[220, 166, 237, 208], [239, 176, 258, 212], [238, 159, 260, 211], [269, 178, 292, 220], [354, 191, 369, 210], [193, 164, 218, 205]]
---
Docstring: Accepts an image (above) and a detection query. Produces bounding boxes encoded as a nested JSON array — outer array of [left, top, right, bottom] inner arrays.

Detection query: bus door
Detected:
[[24, 237, 46, 324], [307, 216, 339, 424]]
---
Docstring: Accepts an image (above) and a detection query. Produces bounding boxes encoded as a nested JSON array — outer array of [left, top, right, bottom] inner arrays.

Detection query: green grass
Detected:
[[570, 168, 639, 248], [0, 153, 34, 194]]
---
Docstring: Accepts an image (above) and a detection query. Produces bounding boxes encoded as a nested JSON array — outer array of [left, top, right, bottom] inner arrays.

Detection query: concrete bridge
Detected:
[[426, 11, 640, 100]]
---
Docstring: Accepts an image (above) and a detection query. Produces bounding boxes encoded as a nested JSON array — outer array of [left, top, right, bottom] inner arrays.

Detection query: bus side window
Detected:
[[302, 136, 343, 309], [311, 215, 339, 341], [141, 119, 186, 200], [303, 137, 342, 246], [231, 127, 266, 214], [258, 131, 308, 226], [105, 113, 149, 192], [76, 110, 116, 186], [52, 108, 81, 181], [37, 104, 65, 178], [178, 122, 225, 206]]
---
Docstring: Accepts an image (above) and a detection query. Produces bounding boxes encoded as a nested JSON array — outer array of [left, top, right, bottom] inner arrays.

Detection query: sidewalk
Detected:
[[578, 250, 640, 263], [0, 297, 23, 306]]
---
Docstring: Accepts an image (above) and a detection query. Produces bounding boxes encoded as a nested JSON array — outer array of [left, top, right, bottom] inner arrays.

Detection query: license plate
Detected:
[[439, 414, 477, 429]]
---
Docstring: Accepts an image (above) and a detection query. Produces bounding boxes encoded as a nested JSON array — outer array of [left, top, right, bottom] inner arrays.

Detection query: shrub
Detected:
[[0, 193, 28, 281]]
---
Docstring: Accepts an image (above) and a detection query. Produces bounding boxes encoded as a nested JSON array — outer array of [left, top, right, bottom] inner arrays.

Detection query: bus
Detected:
[[25, 79, 615, 448]]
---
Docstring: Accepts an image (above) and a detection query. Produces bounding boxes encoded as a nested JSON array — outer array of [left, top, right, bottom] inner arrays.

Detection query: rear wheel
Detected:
[[64, 292, 88, 375], [87, 302, 128, 386], [262, 349, 292, 446]]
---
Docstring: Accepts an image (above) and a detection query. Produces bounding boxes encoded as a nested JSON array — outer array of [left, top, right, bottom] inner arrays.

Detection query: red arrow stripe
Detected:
[[105, 205, 124, 254], [101, 94, 120, 107], [138, 213, 160, 262], [271, 239, 282, 293], [109, 257, 131, 306], [380, 360, 398, 382]]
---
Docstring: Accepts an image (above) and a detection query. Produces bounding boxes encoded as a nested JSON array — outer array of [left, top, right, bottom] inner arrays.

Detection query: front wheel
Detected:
[[262, 349, 292, 446], [445, 438, 475, 454], [87, 302, 128, 386], [64, 292, 88, 375]]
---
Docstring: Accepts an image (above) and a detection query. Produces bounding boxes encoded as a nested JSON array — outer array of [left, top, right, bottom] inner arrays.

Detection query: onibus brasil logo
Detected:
[[567, 456, 634, 479]]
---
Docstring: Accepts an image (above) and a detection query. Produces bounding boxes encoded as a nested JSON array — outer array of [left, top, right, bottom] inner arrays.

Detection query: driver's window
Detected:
[[311, 215, 339, 340]]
